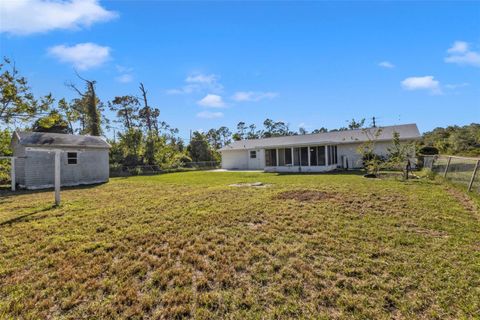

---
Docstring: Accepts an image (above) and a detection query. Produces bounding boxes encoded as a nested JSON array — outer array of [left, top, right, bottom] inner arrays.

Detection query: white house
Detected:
[[219, 123, 421, 172], [11, 131, 111, 190]]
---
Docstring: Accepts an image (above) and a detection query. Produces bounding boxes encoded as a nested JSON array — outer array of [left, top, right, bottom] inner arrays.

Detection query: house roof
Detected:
[[219, 123, 420, 151], [13, 131, 111, 149]]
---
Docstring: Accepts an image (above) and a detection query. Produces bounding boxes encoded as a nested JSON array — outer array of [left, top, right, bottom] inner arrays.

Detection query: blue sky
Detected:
[[1, 1, 479, 139]]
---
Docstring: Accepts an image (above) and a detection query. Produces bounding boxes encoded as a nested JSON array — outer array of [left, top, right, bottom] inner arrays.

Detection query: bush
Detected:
[[417, 168, 436, 180], [419, 146, 439, 155]]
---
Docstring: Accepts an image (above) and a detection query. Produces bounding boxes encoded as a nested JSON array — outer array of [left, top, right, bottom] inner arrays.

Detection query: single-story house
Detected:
[[219, 123, 421, 172], [11, 131, 111, 190]]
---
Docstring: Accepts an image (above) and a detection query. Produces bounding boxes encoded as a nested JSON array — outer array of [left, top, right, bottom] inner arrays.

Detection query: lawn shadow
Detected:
[[0, 205, 56, 226], [0, 182, 108, 200]]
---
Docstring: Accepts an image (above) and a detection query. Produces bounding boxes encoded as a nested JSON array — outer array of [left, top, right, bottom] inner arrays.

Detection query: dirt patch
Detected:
[[274, 190, 336, 202], [445, 187, 478, 213], [229, 182, 270, 188]]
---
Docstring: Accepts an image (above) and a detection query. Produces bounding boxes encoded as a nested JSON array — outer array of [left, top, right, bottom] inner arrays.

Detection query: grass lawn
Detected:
[[1, 171, 479, 319]]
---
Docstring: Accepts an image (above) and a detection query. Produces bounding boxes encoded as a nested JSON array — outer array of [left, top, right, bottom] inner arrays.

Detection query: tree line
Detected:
[[1, 57, 478, 173]]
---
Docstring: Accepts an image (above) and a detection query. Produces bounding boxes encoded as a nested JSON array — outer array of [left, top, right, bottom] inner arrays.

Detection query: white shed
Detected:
[[219, 123, 421, 172], [11, 131, 111, 190]]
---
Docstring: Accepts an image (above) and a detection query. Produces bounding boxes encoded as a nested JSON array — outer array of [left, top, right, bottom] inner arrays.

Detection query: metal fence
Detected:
[[421, 155, 480, 192], [110, 161, 220, 177]]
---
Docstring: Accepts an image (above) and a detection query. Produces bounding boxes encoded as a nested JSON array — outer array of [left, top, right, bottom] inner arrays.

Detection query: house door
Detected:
[[248, 149, 262, 169]]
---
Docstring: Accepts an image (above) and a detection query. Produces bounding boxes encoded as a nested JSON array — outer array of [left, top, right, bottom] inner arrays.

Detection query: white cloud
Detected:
[[167, 73, 223, 95], [231, 91, 278, 102], [115, 74, 133, 83], [444, 82, 469, 90], [378, 61, 395, 69], [196, 111, 224, 119], [0, 0, 117, 35], [48, 42, 111, 70], [401, 76, 442, 94], [445, 41, 480, 67], [197, 94, 225, 108], [186, 74, 218, 84], [447, 41, 469, 54]]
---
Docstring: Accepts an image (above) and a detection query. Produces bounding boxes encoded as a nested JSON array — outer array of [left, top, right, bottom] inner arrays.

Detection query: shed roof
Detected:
[[14, 131, 111, 149], [220, 123, 420, 151]]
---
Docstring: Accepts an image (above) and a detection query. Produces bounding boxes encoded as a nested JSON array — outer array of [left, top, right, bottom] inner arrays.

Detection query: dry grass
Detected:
[[1, 171, 479, 319]]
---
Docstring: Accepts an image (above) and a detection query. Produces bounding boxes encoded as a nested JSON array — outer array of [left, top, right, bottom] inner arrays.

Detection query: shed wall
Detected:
[[23, 148, 109, 189]]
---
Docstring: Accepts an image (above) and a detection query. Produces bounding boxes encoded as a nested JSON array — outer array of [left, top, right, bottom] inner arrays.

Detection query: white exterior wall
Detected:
[[221, 150, 249, 170], [337, 141, 412, 169], [20, 147, 109, 190], [222, 149, 265, 170]]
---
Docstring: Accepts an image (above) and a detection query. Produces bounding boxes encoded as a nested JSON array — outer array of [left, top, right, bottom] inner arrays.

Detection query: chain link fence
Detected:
[[420, 155, 480, 192], [110, 161, 220, 177]]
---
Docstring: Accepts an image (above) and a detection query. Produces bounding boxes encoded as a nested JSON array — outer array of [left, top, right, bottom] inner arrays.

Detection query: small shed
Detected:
[[11, 131, 111, 190]]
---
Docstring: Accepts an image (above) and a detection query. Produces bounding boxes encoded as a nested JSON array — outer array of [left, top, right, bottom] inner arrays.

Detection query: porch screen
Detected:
[[265, 149, 277, 166], [300, 147, 308, 166], [293, 148, 300, 166], [278, 148, 292, 166], [317, 146, 326, 165]]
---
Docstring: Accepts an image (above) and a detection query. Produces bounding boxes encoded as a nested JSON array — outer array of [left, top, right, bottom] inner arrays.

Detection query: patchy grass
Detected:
[[0, 171, 479, 319]]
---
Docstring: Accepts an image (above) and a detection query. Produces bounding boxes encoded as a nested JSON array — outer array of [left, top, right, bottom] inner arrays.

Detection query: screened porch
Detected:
[[264, 145, 338, 171]]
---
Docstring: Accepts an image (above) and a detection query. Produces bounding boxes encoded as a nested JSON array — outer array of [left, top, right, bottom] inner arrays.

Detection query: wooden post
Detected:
[[10, 157, 15, 191], [307, 146, 311, 166], [54, 150, 61, 206], [468, 160, 480, 192], [443, 156, 451, 178]]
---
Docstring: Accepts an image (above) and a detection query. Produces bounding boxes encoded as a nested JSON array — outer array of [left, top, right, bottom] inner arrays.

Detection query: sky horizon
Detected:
[[1, 1, 479, 140]]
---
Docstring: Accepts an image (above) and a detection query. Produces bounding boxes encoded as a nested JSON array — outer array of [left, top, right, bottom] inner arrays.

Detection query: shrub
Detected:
[[419, 146, 439, 155]]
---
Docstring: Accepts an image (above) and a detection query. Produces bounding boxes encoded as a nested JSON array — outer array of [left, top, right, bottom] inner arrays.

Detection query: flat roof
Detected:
[[220, 123, 420, 151]]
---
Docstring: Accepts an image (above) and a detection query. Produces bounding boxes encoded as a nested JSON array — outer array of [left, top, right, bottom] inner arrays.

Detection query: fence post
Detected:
[[443, 156, 451, 178], [10, 157, 16, 191], [54, 150, 61, 206], [468, 160, 480, 192]]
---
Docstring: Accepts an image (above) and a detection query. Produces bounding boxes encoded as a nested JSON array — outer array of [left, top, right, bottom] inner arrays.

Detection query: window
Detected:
[[250, 150, 257, 159], [265, 149, 277, 166], [67, 152, 77, 165]]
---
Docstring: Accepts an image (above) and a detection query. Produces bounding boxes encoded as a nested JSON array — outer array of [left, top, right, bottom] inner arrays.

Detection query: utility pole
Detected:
[[372, 116, 376, 128]]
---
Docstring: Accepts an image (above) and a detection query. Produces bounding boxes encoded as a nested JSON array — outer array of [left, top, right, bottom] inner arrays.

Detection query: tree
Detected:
[[109, 95, 140, 130], [235, 122, 247, 140], [68, 73, 102, 136], [299, 127, 308, 135], [385, 131, 415, 179], [356, 127, 384, 176], [32, 110, 70, 133], [0, 57, 51, 125], [348, 118, 365, 130], [312, 127, 328, 134], [187, 131, 217, 162], [421, 123, 480, 156]]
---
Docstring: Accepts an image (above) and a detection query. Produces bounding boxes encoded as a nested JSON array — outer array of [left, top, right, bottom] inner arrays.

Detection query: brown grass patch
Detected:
[[445, 187, 478, 214], [274, 190, 336, 202]]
